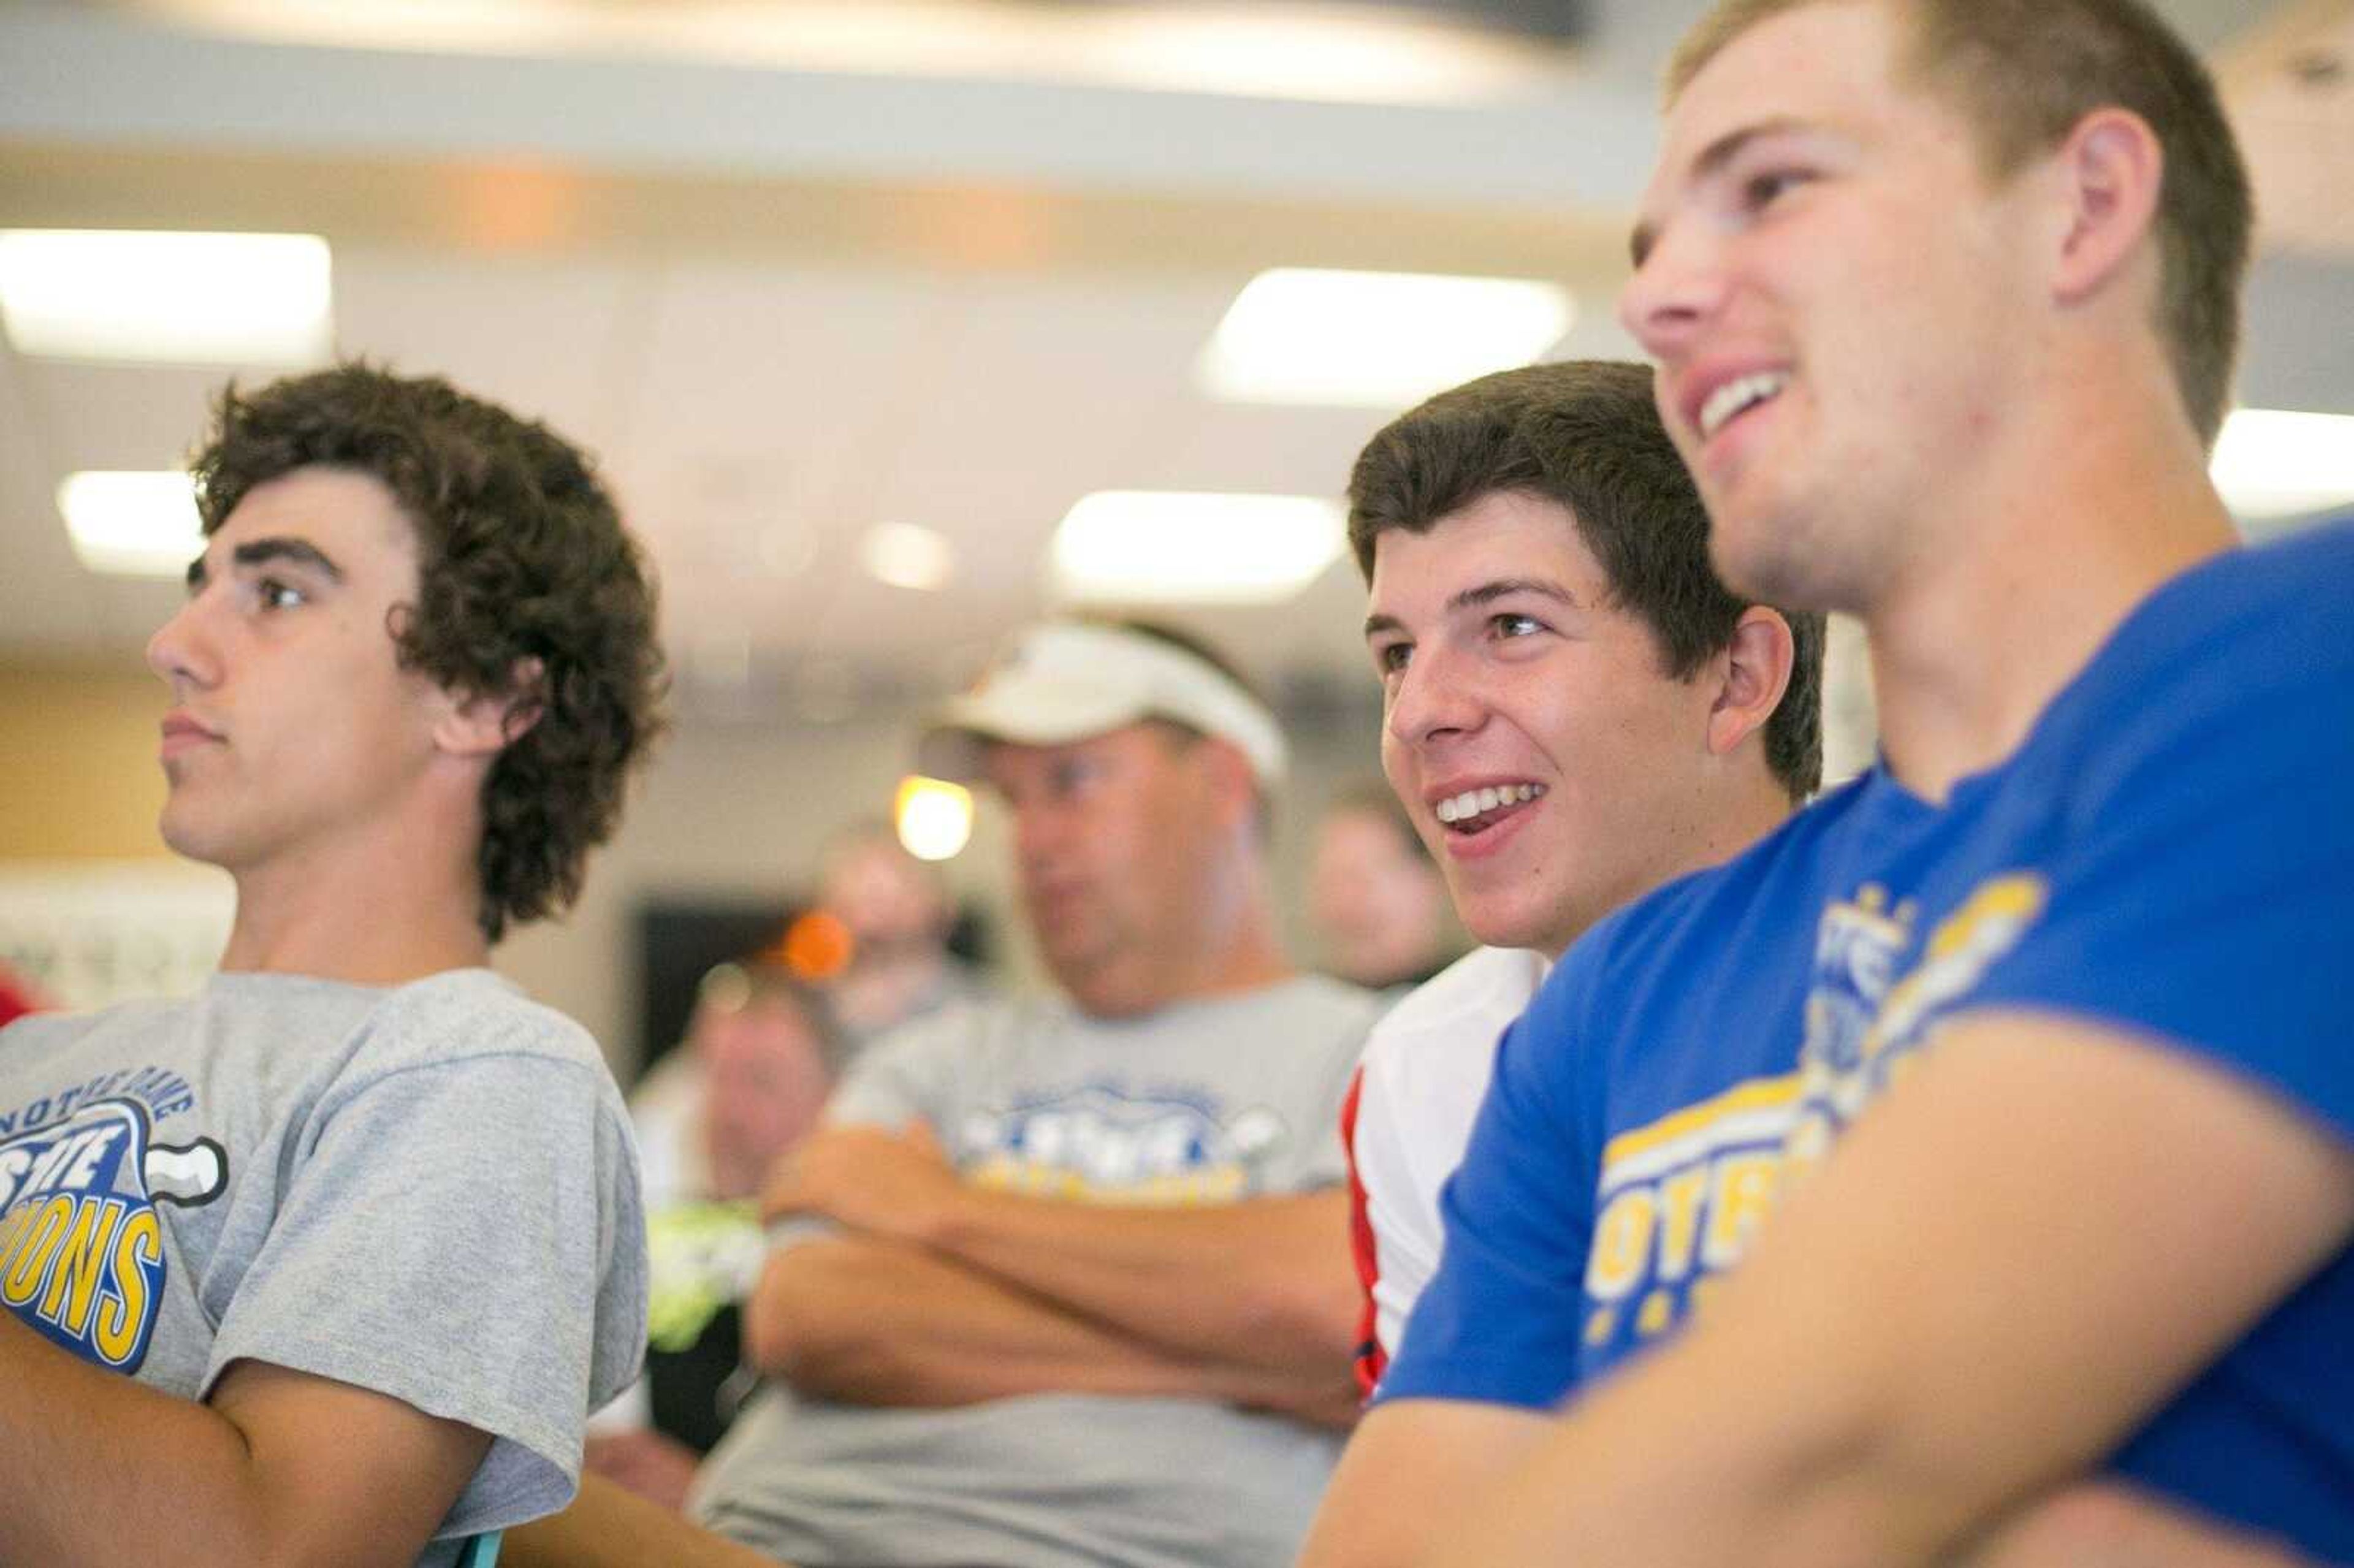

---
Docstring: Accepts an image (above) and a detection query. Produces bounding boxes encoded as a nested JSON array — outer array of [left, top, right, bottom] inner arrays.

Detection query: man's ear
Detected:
[[433, 657, 544, 759], [1705, 607, 1793, 759], [2049, 107, 2165, 307]]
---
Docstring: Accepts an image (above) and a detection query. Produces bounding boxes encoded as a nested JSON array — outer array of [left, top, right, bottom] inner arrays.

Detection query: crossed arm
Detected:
[[748, 1121, 1361, 1426], [1393, 1013, 2352, 1567], [0, 1317, 486, 1567]]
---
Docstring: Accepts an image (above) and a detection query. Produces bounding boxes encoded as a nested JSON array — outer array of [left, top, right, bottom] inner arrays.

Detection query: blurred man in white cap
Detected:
[[685, 616, 1382, 1568]]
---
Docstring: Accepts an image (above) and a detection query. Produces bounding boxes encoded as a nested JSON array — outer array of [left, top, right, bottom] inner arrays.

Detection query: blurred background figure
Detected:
[[1309, 782, 1457, 994], [589, 959, 847, 1510], [0, 959, 47, 1028], [787, 820, 982, 1049]]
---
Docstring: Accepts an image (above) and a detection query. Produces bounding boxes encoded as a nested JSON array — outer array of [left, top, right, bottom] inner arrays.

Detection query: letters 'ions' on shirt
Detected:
[[0, 1097, 225, 1372]]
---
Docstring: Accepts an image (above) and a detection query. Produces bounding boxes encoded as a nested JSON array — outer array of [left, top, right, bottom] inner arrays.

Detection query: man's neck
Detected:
[[217, 825, 492, 984], [1864, 382, 2238, 803], [1068, 911, 1296, 1021]]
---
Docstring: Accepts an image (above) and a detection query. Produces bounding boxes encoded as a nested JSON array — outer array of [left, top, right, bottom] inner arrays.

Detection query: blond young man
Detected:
[[1317, 2, 2352, 1564]]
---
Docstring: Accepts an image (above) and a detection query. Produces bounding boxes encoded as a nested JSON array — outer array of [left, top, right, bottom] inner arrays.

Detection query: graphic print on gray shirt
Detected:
[[691, 975, 1382, 1568], [0, 969, 649, 1568]]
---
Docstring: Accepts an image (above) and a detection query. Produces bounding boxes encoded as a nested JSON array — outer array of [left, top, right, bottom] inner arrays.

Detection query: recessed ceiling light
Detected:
[[896, 775, 975, 862], [862, 521, 957, 592], [2211, 409, 2354, 520], [0, 230, 332, 366], [1198, 268, 1573, 409], [1051, 490, 1343, 604], [57, 471, 204, 577]]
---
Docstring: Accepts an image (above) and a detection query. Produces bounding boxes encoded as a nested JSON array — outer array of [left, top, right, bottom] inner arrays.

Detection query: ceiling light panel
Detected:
[[1051, 490, 1343, 604], [0, 230, 332, 366], [1198, 268, 1573, 409], [58, 471, 205, 577]]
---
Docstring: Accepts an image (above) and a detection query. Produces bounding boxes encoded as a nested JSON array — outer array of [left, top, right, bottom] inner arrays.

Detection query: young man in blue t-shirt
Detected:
[[1320, 1, 2354, 1564]]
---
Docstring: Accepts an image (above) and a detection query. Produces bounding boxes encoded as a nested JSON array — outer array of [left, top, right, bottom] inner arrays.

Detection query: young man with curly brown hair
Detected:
[[0, 363, 668, 1567]]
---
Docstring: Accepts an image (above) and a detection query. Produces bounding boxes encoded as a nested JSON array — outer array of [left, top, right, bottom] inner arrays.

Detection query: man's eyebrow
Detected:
[[1630, 117, 1811, 267], [1450, 577, 1578, 613], [230, 536, 345, 582], [1363, 611, 1407, 642]]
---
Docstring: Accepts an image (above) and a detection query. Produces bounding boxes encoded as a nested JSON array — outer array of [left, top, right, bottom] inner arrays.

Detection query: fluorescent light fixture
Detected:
[[58, 471, 204, 577], [896, 775, 975, 863], [861, 521, 957, 592], [2211, 409, 2354, 520], [1198, 268, 1573, 409], [0, 230, 332, 365], [1051, 490, 1344, 604]]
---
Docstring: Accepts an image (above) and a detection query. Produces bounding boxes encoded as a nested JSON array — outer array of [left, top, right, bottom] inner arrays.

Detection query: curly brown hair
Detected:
[[189, 363, 668, 942]]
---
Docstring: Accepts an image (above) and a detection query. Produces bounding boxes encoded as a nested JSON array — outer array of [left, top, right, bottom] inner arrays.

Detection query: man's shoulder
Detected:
[[2079, 519, 2354, 705], [0, 993, 186, 1051], [348, 969, 611, 1079]]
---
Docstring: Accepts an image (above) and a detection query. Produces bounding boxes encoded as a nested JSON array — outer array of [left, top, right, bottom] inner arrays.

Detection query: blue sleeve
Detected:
[[1373, 960, 1597, 1410], [1969, 527, 2354, 1143]]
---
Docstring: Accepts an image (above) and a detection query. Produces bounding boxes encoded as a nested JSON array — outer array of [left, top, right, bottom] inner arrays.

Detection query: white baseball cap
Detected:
[[917, 620, 1287, 788]]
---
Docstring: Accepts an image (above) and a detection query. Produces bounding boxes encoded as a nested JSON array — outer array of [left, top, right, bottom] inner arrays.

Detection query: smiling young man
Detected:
[[1305, 360, 1820, 1398], [1346, 2, 2352, 1564], [0, 365, 663, 1567], [1299, 360, 1822, 1567]]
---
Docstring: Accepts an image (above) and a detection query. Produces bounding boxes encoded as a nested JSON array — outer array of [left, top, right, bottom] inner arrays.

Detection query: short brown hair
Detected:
[[1666, 0, 2251, 443], [1347, 360, 1824, 801], [191, 363, 668, 943]]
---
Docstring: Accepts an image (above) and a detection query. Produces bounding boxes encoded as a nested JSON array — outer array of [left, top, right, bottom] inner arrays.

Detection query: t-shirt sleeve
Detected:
[[1349, 1039, 1443, 1367], [202, 1049, 647, 1540], [1966, 553, 2354, 1145], [1372, 967, 1597, 1411]]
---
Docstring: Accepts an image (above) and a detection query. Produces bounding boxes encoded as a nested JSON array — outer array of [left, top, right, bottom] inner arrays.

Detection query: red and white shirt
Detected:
[[1341, 946, 1548, 1396]]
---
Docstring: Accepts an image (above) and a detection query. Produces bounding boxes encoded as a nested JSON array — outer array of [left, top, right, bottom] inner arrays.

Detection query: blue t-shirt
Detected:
[[1379, 520, 2354, 1556]]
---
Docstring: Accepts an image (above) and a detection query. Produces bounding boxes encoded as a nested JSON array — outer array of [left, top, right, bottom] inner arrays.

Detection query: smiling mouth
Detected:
[[1434, 783, 1545, 835], [1698, 371, 1789, 441]]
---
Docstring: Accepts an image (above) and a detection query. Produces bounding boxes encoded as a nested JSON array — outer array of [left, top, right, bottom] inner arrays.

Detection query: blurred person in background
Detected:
[[1306, 782, 1454, 995], [685, 617, 1382, 1568], [0, 958, 47, 1028], [802, 820, 980, 1048], [588, 960, 846, 1510]]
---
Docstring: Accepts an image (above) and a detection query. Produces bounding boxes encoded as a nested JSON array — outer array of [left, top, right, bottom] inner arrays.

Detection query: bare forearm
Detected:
[[0, 1313, 470, 1568], [1427, 1019, 2354, 1568], [925, 1186, 1358, 1374], [0, 1312, 272, 1564], [747, 1236, 1256, 1408], [503, 1474, 785, 1568]]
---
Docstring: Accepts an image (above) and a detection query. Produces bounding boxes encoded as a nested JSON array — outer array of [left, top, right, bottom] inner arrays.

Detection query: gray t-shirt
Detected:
[[691, 975, 1381, 1568], [0, 968, 647, 1565]]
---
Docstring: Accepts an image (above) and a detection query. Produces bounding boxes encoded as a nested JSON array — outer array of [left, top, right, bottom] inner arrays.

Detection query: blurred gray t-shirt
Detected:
[[0, 969, 647, 1566], [691, 975, 1380, 1568]]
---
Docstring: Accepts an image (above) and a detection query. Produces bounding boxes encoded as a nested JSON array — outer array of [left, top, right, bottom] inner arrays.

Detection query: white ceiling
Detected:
[[4, 0, 2349, 723]]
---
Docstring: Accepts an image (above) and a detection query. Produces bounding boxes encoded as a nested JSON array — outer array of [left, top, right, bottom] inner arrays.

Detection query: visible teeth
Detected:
[[1434, 783, 1545, 824], [1698, 371, 1789, 440]]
